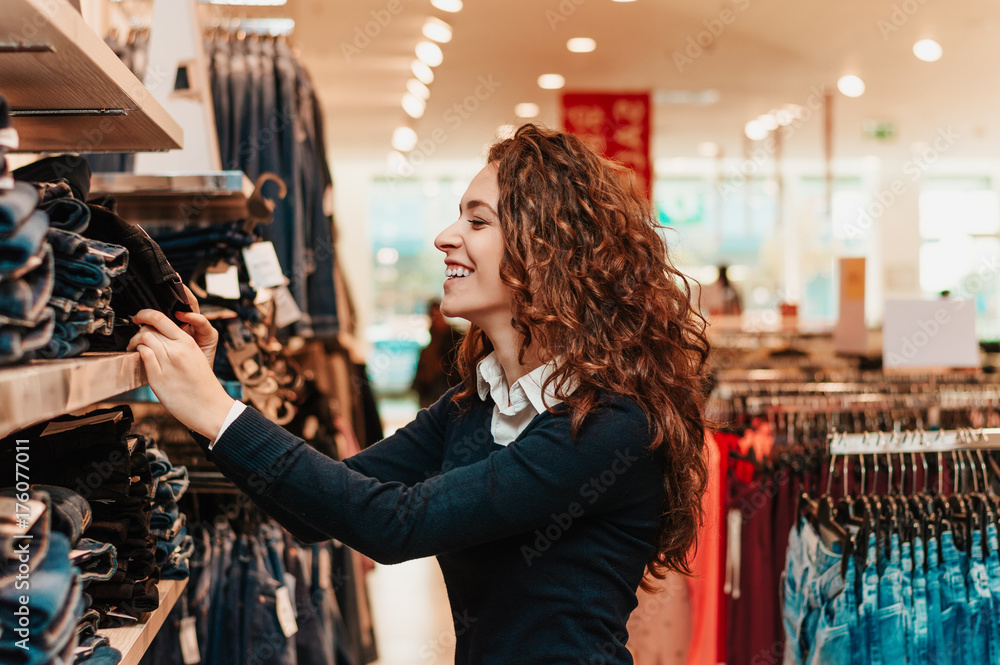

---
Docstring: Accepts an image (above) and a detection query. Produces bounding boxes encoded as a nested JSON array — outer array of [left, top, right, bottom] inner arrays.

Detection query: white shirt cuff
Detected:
[[210, 401, 248, 449]]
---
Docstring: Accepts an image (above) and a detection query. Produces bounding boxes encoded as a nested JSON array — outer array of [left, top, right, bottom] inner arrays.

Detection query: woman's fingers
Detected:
[[180, 284, 201, 315], [175, 311, 216, 340], [136, 344, 163, 381], [133, 309, 186, 341]]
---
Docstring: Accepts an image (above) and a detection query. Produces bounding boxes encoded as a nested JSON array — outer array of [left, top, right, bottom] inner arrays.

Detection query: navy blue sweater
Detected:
[[196, 388, 665, 664]]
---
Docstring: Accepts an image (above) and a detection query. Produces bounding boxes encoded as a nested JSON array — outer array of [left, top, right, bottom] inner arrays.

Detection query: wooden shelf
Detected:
[[90, 172, 256, 225], [101, 579, 189, 665], [0, 0, 183, 153], [0, 352, 147, 438]]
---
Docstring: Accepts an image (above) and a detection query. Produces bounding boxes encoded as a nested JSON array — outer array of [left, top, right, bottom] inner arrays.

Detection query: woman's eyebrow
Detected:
[[462, 199, 498, 217]]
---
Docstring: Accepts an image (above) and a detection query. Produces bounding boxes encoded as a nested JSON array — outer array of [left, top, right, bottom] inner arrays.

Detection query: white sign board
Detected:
[[883, 299, 979, 369]]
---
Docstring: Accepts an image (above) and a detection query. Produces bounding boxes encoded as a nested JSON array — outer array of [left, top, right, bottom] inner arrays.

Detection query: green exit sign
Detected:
[[862, 119, 897, 142]]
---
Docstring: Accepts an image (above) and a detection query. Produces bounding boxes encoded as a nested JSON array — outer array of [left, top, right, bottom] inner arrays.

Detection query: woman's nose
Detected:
[[434, 219, 463, 253]]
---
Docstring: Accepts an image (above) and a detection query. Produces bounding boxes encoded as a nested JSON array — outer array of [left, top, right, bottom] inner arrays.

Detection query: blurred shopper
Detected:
[[700, 265, 743, 316], [412, 299, 463, 408]]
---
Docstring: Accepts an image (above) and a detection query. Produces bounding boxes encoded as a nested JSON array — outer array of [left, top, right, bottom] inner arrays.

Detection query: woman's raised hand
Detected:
[[127, 308, 235, 440]]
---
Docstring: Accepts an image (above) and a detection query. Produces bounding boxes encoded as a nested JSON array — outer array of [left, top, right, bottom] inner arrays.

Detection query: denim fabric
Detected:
[[0, 490, 51, 577], [39, 196, 90, 233], [811, 553, 858, 665], [160, 533, 194, 580], [986, 524, 1000, 665], [968, 529, 994, 665], [187, 525, 214, 664], [207, 518, 237, 664], [877, 533, 905, 665], [0, 181, 42, 234], [71, 538, 119, 584], [0, 243, 53, 322], [37, 332, 90, 359], [243, 37, 263, 179], [0, 207, 48, 275], [210, 39, 232, 169], [258, 38, 280, 177], [150, 501, 180, 531], [76, 645, 123, 665], [145, 447, 172, 479], [12, 154, 92, 201], [155, 523, 187, 563], [0, 307, 54, 364], [247, 531, 296, 665], [36, 484, 91, 545], [295, 542, 340, 665], [154, 466, 189, 503], [0, 532, 82, 664], [859, 532, 882, 665], [941, 531, 969, 665]]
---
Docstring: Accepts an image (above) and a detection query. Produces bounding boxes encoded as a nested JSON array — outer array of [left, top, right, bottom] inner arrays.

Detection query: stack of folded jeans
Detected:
[[0, 488, 89, 664], [1, 407, 160, 626], [0, 181, 55, 364], [39, 225, 127, 359], [145, 442, 194, 579]]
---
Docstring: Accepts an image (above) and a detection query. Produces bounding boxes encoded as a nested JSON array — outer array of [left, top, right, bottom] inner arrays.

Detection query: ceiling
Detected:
[[266, 0, 1000, 166]]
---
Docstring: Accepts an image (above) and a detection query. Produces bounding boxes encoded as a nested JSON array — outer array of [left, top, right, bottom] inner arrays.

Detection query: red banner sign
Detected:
[[561, 92, 652, 199]]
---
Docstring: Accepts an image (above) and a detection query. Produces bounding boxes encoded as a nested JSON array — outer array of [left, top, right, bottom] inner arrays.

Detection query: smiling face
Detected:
[[433, 163, 510, 330]]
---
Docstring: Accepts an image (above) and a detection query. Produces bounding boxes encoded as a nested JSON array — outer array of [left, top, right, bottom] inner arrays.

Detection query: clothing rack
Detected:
[[829, 427, 1000, 456]]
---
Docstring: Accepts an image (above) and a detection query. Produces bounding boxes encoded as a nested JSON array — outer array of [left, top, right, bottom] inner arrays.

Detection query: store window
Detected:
[[918, 177, 1000, 340]]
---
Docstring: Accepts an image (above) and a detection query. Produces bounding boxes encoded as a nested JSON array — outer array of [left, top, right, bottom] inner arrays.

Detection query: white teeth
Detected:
[[446, 266, 473, 279]]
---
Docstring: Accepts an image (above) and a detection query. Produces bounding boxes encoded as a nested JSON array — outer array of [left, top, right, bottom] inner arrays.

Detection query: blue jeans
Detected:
[[187, 526, 214, 664], [986, 524, 1000, 665], [0, 243, 53, 322], [39, 196, 91, 234], [246, 531, 296, 665], [153, 465, 190, 503], [877, 533, 906, 664], [941, 530, 970, 665], [811, 551, 858, 665], [967, 529, 996, 665], [0, 307, 54, 364], [69, 538, 119, 584], [0, 182, 47, 276]]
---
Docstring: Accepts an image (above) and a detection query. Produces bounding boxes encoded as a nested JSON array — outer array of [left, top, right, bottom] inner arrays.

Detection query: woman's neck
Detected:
[[480, 317, 541, 386]]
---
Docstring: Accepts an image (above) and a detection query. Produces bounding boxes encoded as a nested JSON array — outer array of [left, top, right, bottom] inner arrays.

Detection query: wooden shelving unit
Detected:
[[101, 579, 189, 665], [90, 172, 256, 225], [1, 0, 183, 152], [0, 352, 147, 438]]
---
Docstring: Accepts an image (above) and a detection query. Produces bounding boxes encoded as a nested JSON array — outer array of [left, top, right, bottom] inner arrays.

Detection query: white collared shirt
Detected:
[[476, 351, 574, 446]]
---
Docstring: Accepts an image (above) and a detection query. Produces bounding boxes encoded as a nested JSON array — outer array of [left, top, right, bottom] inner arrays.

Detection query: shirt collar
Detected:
[[476, 351, 570, 413]]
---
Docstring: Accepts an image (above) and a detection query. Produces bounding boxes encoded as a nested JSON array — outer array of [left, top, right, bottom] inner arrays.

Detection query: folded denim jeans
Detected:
[[12, 154, 92, 202], [0, 307, 54, 364], [30, 484, 91, 546], [0, 243, 53, 322], [0, 206, 48, 275], [72, 539, 119, 584], [39, 196, 90, 234], [0, 180, 41, 235]]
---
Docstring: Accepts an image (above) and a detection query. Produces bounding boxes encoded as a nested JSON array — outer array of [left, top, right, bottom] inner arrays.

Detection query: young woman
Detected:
[[129, 124, 711, 664]]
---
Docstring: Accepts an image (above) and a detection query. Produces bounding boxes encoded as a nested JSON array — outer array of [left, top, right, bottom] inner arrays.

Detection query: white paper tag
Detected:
[[273, 284, 303, 328], [242, 241, 286, 289], [318, 547, 332, 590], [275, 586, 299, 637], [180, 616, 200, 664], [284, 572, 298, 617], [205, 265, 241, 299]]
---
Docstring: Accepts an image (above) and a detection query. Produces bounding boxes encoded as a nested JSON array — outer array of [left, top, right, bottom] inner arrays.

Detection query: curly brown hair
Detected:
[[451, 123, 712, 582]]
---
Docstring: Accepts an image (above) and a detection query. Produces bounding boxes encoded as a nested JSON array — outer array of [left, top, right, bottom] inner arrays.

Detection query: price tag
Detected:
[[275, 586, 299, 637], [180, 616, 201, 664], [205, 265, 241, 299], [318, 546, 332, 590], [284, 572, 298, 617], [242, 241, 286, 289], [273, 284, 303, 328]]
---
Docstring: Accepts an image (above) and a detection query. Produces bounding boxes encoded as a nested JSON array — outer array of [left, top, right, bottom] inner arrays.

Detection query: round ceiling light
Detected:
[[402, 93, 427, 118], [567, 38, 596, 53], [391, 126, 418, 152], [744, 120, 768, 141], [537, 74, 566, 90], [514, 102, 540, 118], [422, 17, 452, 43], [431, 0, 462, 11], [411, 60, 434, 85], [407, 78, 430, 100], [913, 39, 942, 62], [415, 41, 444, 67], [837, 74, 866, 97]]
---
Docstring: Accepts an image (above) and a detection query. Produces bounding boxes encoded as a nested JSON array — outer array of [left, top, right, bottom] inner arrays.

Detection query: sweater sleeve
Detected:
[[205, 398, 655, 563]]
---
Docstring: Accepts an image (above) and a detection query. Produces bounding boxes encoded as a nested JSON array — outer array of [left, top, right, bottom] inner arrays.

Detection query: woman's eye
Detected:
[[468, 219, 487, 228]]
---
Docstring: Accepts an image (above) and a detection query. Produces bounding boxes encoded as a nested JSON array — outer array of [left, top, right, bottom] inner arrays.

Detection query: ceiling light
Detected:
[[411, 60, 434, 85], [567, 38, 596, 53], [391, 126, 418, 152], [913, 39, 942, 62], [774, 108, 794, 126], [415, 41, 444, 67], [757, 114, 778, 131], [514, 102, 540, 118], [837, 74, 865, 97], [431, 0, 462, 11], [744, 120, 768, 141], [402, 93, 426, 118], [422, 17, 452, 43], [537, 74, 565, 90], [496, 124, 516, 140], [612, 0, 637, 3], [697, 142, 720, 157], [407, 78, 430, 100]]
